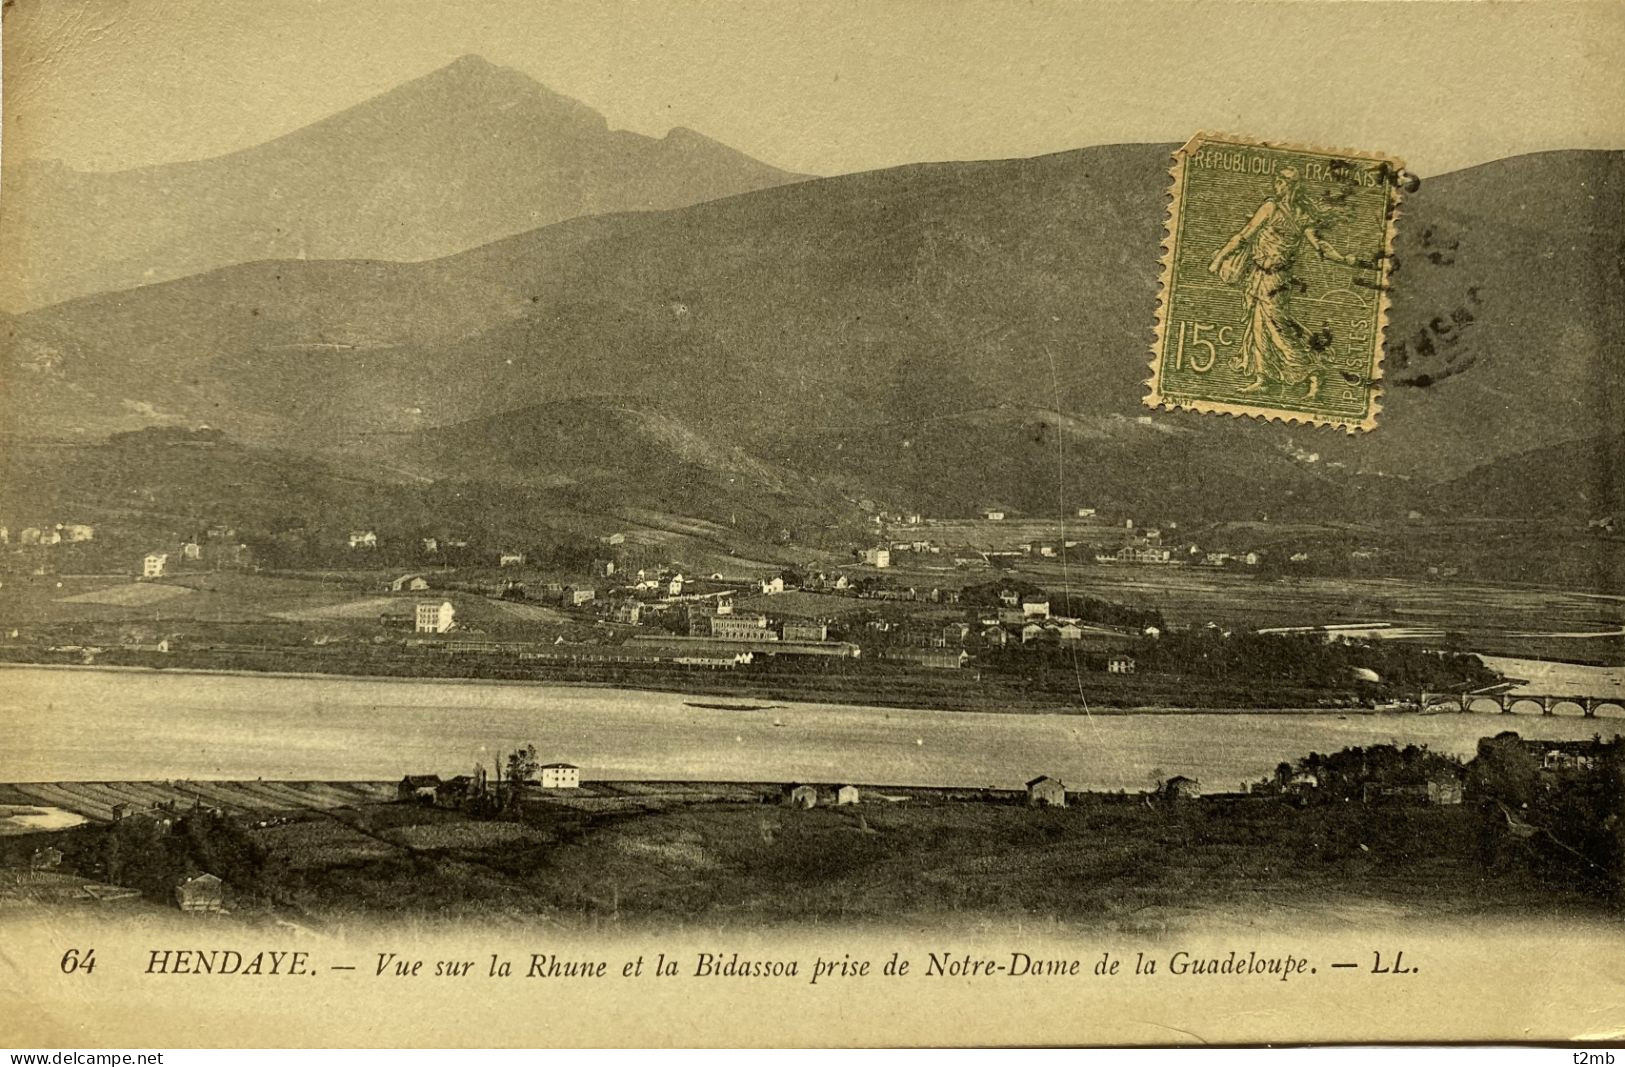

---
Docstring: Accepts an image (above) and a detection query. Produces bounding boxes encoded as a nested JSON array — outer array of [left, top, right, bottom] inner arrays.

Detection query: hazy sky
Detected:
[[3, 0, 1622, 177]]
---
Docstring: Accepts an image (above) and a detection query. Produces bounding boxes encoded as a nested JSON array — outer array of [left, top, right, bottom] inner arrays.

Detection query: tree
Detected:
[[504, 744, 540, 813]]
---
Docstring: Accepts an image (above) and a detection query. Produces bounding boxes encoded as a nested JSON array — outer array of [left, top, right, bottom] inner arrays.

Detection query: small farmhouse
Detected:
[[834, 785, 861, 806], [1107, 654, 1136, 674], [1160, 776, 1201, 801], [499, 551, 526, 567], [391, 574, 430, 592], [1026, 776, 1067, 808], [142, 552, 168, 579], [398, 775, 442, 802], [348, 530, 378, 550], [783, 783, 818, 809], [174, 873, 225, 913]]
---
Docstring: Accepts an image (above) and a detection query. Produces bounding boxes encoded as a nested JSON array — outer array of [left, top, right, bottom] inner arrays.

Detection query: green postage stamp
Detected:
[[1148, 133, 1406, 431]]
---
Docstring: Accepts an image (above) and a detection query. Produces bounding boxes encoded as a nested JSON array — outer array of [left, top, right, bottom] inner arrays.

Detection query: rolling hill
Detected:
[[0, 55, 808, 310], [3, 144, 1620, 526]]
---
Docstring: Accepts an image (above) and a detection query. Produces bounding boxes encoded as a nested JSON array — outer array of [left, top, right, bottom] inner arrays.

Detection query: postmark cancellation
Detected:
[[1147, 133, 1406, 432]]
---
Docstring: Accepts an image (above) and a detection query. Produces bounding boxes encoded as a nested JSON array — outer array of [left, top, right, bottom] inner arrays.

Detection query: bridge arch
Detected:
[[1589, 700, 1625, 719], [1463, 695, 1507, 714], [1503, 696, 1549, 716], [1548, 699, 1588, 718]]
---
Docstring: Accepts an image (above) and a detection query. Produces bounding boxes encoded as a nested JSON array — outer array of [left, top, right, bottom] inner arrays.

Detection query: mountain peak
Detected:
[[383, 54, 607, 132], [429, 53, 533, 90], [0, 52, 810, 310]]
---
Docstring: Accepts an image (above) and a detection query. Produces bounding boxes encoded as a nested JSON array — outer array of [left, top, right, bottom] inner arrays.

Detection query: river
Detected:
[[4, 664, 1622, 791]]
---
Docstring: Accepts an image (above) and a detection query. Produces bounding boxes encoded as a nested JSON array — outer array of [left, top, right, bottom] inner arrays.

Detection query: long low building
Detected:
[[625, 635, 861, 658], [518, 645, 753, 668]]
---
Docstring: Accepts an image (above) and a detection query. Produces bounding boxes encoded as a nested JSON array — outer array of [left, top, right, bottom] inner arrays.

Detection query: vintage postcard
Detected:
[[1, 0, 1624, 1051], [1148, 133, 1405, 431]]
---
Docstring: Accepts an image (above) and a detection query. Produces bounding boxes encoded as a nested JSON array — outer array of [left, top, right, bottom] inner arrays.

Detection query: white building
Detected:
[[414, 600, 456, 634], [538, 763, 580, 789], [861, 547, 891, 568], [499, 551, 526, 567], [348, 530, 378, 549], [142, 553, 168, 579]]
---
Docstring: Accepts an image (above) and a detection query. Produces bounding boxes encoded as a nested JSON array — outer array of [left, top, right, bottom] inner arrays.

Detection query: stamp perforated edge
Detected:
[[1144, 132, 1407, 434]]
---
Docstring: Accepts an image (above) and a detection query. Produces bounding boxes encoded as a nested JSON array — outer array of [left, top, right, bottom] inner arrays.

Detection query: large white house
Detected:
[[861, 547, 891, 568], [414, 600, 456, 634], [538, 763, 580, 789], [142, 553, 168, 579]]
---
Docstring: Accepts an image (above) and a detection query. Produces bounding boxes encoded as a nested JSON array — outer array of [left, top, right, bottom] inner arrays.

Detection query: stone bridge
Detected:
[[1419, 690, 1625, 717]]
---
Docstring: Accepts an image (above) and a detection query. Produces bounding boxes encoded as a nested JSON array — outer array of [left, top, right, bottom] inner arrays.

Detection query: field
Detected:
[[0, 569, 572, 639], [56, 582, 195, 607], [1005, 565, 1625, 664], [0, 571, 366, 626], [0, 780, 398, 823], [2, 782, 1613, 931]]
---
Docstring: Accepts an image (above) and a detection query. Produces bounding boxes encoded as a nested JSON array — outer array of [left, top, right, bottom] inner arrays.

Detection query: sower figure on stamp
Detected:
[[1207, 166, 1362, 399]]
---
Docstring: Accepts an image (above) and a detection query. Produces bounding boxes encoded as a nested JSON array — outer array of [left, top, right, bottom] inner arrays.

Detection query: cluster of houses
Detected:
[[3, 522, 96, 547], [397, 760, 581, 807], [389, 563, 1148, 675], [777, 774, 1202, 810], [1486, 733, 1613, 776], [137, 526, 253, 578]]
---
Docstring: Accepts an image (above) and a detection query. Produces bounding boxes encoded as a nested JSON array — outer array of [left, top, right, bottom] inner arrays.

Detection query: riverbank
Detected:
[[4, 781, 1614, 933], [0, 633, 1443, 714], [3, 656, 1371, 714]]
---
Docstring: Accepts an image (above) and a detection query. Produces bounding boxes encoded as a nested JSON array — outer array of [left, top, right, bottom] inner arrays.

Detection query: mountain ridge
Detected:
[[0, 54, 810, 310], [4, 144, 1620, 526]]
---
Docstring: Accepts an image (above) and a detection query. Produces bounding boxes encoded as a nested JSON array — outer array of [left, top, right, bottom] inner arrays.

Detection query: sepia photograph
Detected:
[[0, 0, 1622, 1049]]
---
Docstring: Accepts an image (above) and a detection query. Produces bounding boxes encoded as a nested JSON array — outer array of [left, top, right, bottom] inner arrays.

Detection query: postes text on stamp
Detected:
[[1148, 133, 1405, 432]]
